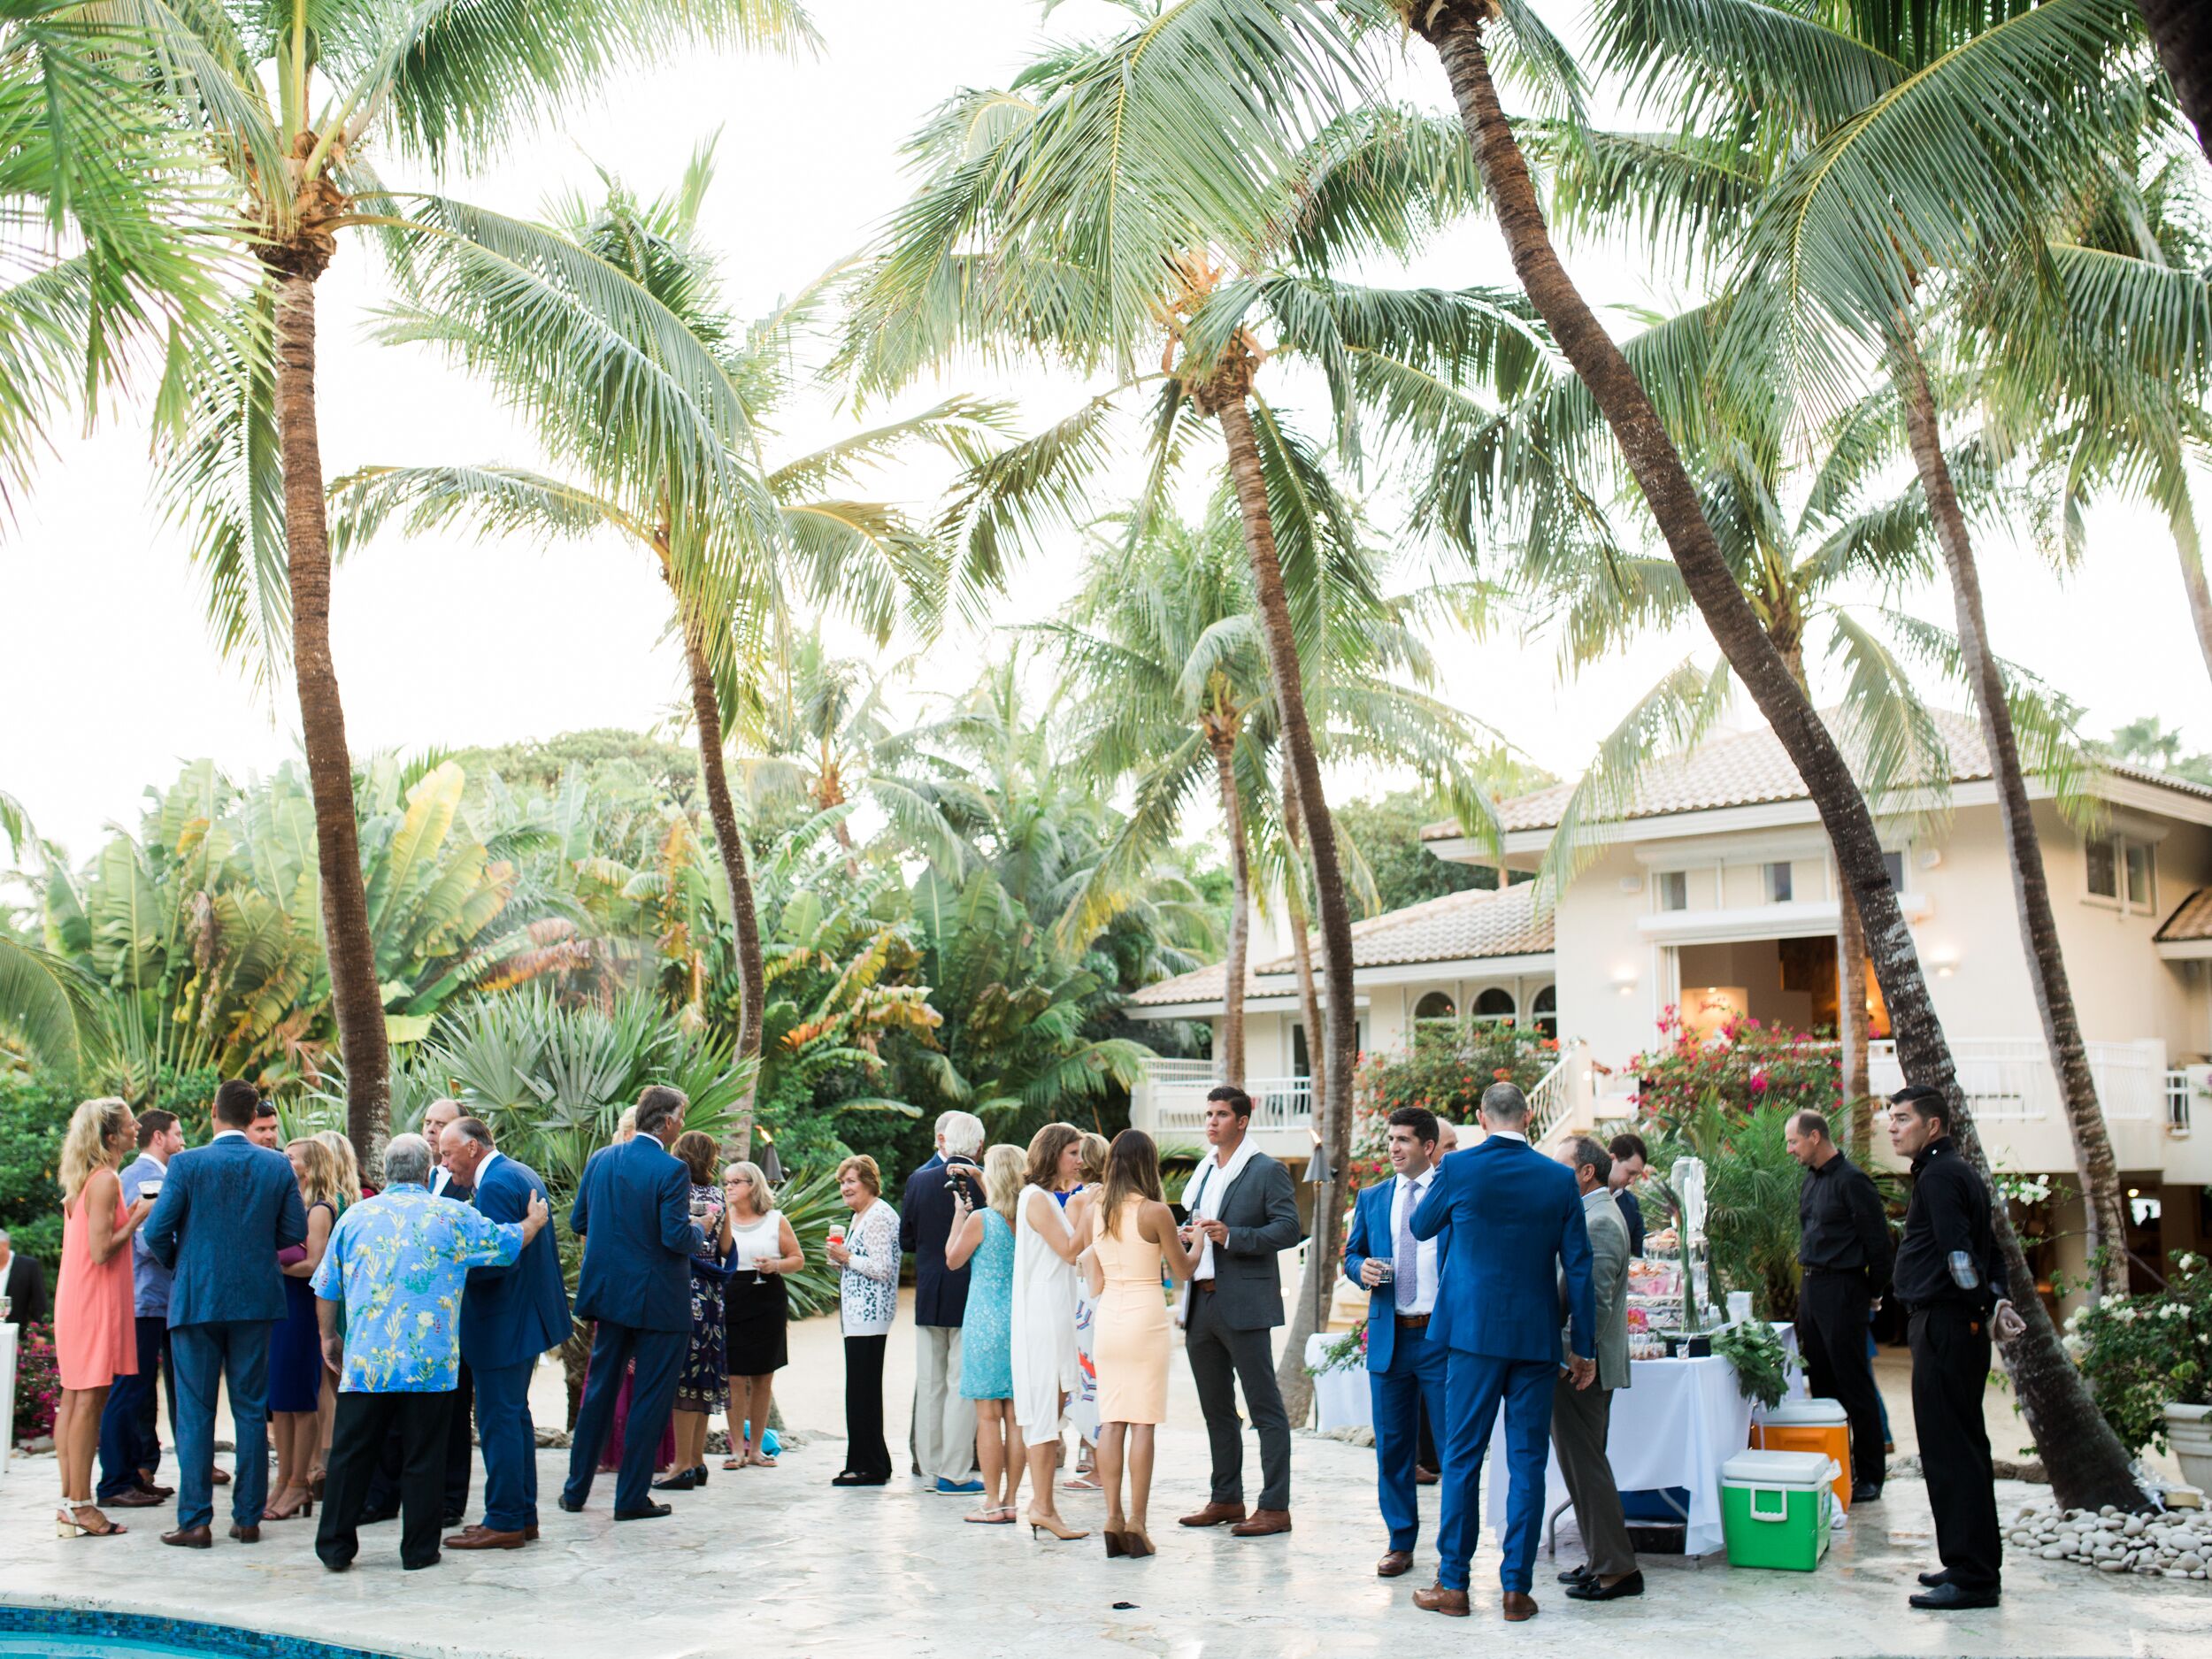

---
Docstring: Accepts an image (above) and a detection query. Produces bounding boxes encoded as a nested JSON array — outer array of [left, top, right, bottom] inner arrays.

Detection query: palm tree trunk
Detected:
[[1414, 0, 2145, 1510], [2135, 0, 2212, 165], [1204, 387, 1356, 1427], [270, 265, 387, 1171], [1837, 887, 1872, 1145], [677, 588, 765, 1156], [1209, 736, 1249, 1088], [2170, 498, 2212, 688], [1895, 334, 2129, 1302], [1273, 753, 1342, 1423]]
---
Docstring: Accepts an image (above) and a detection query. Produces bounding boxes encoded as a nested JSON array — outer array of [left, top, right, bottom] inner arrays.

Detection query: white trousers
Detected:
[[912, 1325, 974, 1482]]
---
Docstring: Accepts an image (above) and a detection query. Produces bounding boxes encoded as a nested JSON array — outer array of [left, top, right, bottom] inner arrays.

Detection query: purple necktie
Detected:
[[1394, 1179, 1418, 1311]]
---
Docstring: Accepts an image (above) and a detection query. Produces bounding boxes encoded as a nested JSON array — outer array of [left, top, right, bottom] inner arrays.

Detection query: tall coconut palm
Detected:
[[856, 31, 1537, 1387], [128, 0, 816, 1168], [1036, 497, 1504, 1092], [2132, 0, 2211, 162], [329, 150, 994, 1157]]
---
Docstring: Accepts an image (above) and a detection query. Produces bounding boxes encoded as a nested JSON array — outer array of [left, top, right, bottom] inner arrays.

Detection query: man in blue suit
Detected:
[[1342, 1104, 1451, 1581], [1410, 1081, 1596, 1623], [142, 1079, 309, 1548], [434, 1117, 570, 1552], [557, 1085, 703, 1521]]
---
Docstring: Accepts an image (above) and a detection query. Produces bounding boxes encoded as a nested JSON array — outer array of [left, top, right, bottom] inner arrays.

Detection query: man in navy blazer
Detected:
[[434, 1117, 569, 1551], [557, 1085, 703, 1521], [1409, 1082, 1596, 1623], [1342, 1104, 1450, 1580], [142, 1079, 309, 1548]]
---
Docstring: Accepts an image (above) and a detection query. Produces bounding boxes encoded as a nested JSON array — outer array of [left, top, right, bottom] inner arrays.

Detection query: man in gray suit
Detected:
[[1177, 1084, 1302, 1538], [1552, 1135, 1641, 1601]]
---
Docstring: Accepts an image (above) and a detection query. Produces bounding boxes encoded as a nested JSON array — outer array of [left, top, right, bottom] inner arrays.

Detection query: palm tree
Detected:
[[128, 0, 817, 1167], [2133, 0, 2211, 162], [1433, 0, 2151, 1503], [329, 150, 993, 1158], [855, 27, 1535, 1360]]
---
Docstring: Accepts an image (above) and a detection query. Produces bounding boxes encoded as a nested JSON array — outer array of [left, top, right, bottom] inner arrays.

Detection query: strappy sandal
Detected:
[[58, 1501, 125, 1538], [963, 1504, 1016, 1525]]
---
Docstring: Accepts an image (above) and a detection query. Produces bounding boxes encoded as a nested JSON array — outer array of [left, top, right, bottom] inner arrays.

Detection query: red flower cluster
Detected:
[[1628, 1007, 1840, 1131]]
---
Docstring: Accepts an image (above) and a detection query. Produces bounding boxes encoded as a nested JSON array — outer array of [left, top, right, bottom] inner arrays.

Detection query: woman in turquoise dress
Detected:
[[947, 1144, 1024, 1524]]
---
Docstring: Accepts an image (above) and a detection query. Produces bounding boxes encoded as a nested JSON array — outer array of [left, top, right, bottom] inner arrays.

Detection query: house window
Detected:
[[1413, 991, 1456, 1023], [1880, 849, 1906, 891], [1532, 985, 1558, 1039], [1471, 987, 1516, 1025], [1765, 861, 1793, 903], [2086, 833, 2156, 911], [1657, 871, 1689, 911], [2124, 841, 2154, 911]]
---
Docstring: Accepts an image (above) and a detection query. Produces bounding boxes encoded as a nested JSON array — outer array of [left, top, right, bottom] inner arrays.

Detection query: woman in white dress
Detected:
[[1011, 1122, 1088, 1540]]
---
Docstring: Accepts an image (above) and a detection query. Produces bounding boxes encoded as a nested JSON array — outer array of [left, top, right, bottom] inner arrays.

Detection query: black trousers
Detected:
[[1417, 1398, 1439, 1472], [364, 1361, 472, 1520], [1797, 1271, 1887, 1487], [1909, 1305, 2001, 1594], [318, 1389, 457, 1571], [1183, 1287, 1291, 1511], [843, 1335, 891, 1480]]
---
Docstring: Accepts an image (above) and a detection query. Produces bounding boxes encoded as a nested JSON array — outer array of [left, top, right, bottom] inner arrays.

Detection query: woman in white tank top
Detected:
[[1010, 1125, 1089, 1541]]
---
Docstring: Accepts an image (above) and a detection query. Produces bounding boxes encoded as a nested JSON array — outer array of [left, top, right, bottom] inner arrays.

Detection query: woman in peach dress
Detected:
[[52, 1097, 152, 1539]]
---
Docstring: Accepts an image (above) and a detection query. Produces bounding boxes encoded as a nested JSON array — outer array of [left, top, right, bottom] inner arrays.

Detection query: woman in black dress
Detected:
[[721, 1160, 801, 1470], [658, 1131, 733, 1491]]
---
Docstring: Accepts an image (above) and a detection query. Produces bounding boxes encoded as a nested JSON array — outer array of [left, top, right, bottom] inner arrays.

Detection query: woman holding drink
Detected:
[[659, 1132, 733, 1491], [826, 1155, 900, 1486], [720, 1160, 800, 1471]]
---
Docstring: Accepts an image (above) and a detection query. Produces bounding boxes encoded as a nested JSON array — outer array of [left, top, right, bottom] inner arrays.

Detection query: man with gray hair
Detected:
[[902, 1110, 987, 1493], [1551, 1135, 1640, 1602], [312, 1133, 548, 1572]]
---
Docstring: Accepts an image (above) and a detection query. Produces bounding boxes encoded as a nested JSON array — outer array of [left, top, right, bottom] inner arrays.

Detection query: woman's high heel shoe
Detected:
[[1104, 1529, 1127, 1558], [1122, 1530, 1155, 1558], [1025, 1509, 1088, 1541], [57, 1500, 123, 1538], [263, 1486, 311, 1521]]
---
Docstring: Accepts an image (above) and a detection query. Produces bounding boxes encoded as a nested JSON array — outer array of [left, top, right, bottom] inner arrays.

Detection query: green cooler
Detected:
[[1719, 1449, 1838, 1571]]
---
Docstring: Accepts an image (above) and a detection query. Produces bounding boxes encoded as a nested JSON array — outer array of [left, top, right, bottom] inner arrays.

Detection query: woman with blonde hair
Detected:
[[826, 1154, 900, 1486], [52, 1097, 151, 1537], [1079, 1129, 1194, 1557], [945, 1143, 1025, 1522], [313, 1129, 364, 1205], [721, 1160, 801, 1471], [306, 1130, 358, 1495], [1064, 1130, 1111, 1486], [1010, 1122, 1088, 1540]]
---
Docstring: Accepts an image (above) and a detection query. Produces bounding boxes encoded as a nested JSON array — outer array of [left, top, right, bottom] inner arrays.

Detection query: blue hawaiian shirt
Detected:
[[311, 1185, 523, 1393]]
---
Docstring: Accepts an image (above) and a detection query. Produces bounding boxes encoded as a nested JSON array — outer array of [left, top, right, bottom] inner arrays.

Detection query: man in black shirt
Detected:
[[1886, 1085, 2022, 1611], [1786, 1110, 1893, 1502]]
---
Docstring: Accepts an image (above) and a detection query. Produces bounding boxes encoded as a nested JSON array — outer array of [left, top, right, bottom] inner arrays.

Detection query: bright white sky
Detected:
[[4, 0, 2207, 870]]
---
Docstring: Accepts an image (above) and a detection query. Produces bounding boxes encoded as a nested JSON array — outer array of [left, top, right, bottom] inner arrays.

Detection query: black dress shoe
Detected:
[[442, 1511, 465, 1528], [1909, 1582, 1999, 1610], [613, 1502, 672, 1521], [1851, 1482, 1883, 1503], [1917, 1568, 1954, 1588], [357, 1506, 398, 1526], [557, 1495, 586, 1514], [649, 1470, 696, 1492], [830, 1471, 888, 1487], [1556, 1564, 1594, 1586], [1566, 1571, 1644, 1602]]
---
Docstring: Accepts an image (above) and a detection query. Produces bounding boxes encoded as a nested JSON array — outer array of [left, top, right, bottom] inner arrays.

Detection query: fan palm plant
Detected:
[[127, 0, 817, 1168], [329, 145, 1001, 1157]]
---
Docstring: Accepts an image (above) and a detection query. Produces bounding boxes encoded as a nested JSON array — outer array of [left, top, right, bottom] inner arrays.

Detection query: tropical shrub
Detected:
[[2062, 1251, 2212, 1455], [1349, 1015, 1563, 1190], [0, 1072, 69, 1267], [1629, 1008, 1840, 1130], [1642, 1095, 1813, 1320], [12, 1322, 58, 1446]]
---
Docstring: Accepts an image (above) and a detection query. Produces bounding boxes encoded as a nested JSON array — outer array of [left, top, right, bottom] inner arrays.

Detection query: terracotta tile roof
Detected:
[[2157, 887, 2212, 944], [1127, 882, 1553, 1008], [1425, 708, 2212, 839]]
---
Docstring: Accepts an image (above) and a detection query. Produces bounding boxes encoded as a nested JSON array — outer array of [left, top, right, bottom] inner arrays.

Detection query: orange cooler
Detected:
[[1751, 1399, 1854, 1510]]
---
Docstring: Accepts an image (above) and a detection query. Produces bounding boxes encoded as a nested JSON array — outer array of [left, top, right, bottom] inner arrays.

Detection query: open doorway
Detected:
[[1673, 936, 1890, 1041]]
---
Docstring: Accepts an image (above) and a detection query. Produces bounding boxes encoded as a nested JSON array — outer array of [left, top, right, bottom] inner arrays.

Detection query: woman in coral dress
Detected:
[[1080, 1128, 1194, 1559], [52, 1097, 152, 1539]]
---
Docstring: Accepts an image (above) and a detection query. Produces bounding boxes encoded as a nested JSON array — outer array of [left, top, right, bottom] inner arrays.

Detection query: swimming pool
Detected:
[[0, 1609, 399, 1659]]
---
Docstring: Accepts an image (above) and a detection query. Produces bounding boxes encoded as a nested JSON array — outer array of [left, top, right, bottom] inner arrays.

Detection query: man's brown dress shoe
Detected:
[[161, 1524, 211, 1548], [1377, 1549, 1414, 1578], [444, 1525, 526, 1550], [1413, 1583, 1471, 1617], [227, 1523, 261, 1543], [134, 1479, 175, 1500], [1415, 1465, 1440, 1486], [524, 1523, 541, 1540], [211, 1468, 230, 1486], [1178, 1501, 1248, 1527], [105, 1488, 163, 1508], [1502, 1591, 1539, 1622], [1230, 1509, 1291, 1538]]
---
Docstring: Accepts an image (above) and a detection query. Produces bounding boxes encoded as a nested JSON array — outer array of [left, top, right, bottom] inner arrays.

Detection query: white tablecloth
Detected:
[[1544, 1354, 1752, 1558], [1305, 1332, 1371, 1431]]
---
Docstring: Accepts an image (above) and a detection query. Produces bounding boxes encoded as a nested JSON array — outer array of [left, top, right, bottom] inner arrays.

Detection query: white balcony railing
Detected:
[[1865, 1038, 2168, 1125], [2170, 1071, 2198, 1139], [1135, 1065, 1315, 1152]]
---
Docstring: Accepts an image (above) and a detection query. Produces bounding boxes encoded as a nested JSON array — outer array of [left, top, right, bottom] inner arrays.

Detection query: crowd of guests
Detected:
[[28, 1069, 2023, 1619]]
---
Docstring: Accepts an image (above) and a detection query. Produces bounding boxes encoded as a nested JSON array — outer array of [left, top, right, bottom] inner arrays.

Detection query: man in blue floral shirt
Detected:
[[311, 1133, 548, 1571]]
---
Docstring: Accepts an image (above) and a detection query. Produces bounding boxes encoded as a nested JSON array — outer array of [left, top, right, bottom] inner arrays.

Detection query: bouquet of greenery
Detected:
[[1713, 1317, 1790, 1410], [1308, 1319, 1369, 1376]]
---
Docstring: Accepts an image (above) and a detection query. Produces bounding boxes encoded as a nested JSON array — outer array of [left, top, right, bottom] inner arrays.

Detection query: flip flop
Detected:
[[964, 1505, 1015, 1525]]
